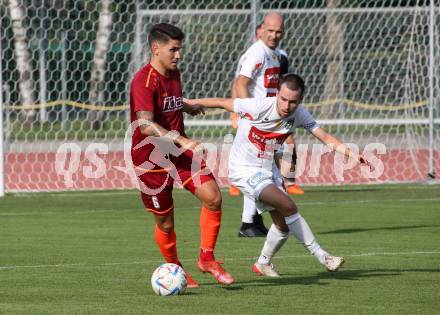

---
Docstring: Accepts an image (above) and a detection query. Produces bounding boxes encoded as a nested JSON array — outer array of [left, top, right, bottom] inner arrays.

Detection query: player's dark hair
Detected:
[[148, 23, 185, 47], [280, 73, 305, 96]]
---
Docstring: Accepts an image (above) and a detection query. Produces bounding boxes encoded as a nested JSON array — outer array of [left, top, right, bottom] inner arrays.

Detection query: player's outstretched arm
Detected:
[[183, 98, 235, 112], [182, 103, 205, 116], [312, 127, 370, 167]]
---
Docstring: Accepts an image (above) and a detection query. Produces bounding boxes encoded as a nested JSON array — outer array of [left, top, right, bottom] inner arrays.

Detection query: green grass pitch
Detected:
[[1, 184, 439, 314]]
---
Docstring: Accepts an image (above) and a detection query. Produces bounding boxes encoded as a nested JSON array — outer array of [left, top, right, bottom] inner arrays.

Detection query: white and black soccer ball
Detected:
[[151, 263, 187, 296]]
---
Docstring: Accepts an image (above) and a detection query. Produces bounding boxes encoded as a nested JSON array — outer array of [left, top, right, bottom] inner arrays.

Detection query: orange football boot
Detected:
[[197, 260, 234, 285], [185, 271, 199, 288], [228, 185, 241, 196], [287, 183, 305, 195]]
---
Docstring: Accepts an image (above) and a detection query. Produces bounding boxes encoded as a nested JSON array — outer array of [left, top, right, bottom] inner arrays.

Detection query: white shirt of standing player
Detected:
[[235, 47, 288, 85], [236, 40, 281, 98], [228, 97, 318, 205]]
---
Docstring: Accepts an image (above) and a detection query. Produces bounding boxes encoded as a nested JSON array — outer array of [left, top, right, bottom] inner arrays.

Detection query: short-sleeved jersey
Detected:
[[235, 47, 289, 85], [229, 97, 319, 177], [130, 63, 185, 167], [236, 40, 281, 97]]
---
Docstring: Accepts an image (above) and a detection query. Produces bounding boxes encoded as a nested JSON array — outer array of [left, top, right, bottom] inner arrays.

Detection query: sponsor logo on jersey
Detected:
[[162, 96, 183, 113], [264, 67, 280, 88], [248, 126, 288, 158], [284, 119, 295, 129], [276, 119, 295, 130]]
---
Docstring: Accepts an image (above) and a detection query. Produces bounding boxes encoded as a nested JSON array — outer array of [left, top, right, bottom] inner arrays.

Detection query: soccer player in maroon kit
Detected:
[[129, 23, 234, 287]]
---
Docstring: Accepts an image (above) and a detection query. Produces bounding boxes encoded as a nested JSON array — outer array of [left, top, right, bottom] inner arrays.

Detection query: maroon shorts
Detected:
[[136, 150, 216, 215]]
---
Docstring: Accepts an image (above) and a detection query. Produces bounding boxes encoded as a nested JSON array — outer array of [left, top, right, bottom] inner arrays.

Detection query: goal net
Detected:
[[1, 1, 439, 192]]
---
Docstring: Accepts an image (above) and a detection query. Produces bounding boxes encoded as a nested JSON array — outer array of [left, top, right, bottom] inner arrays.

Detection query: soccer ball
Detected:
[[151, 263, 187, 296]]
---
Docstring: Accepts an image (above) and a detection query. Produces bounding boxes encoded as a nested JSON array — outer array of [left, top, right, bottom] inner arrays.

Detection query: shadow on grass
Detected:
[[319, 225, 436, 235], [221, 268, 440, 289]]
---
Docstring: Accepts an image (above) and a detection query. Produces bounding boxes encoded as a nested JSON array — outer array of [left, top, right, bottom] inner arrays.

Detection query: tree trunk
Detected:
[[88, 0, 113, 129], [9, 0, 36, 122], [322, 0, 341, 117]]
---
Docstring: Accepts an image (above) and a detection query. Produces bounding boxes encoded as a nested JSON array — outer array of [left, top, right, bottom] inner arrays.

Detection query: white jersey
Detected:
[[228, 97, 319, 181], [235, 40, 281, 97]]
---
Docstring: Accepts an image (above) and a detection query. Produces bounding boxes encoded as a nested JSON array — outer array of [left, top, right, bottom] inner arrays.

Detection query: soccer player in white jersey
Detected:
[[231, 13, 304, 238], [184, 74, 371, 275]]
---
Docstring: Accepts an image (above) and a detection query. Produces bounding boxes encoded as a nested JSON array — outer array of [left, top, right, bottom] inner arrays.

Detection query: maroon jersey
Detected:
[[130, 63, 185, 168]]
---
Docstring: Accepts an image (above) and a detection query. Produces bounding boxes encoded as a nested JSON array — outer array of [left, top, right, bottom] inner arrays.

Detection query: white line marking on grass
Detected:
[[10, 189, 192, 198], [221, 197, 440, 210], [228, 251, 440, 261], [0, 206, 201, 217], [1, 251, 439, 271], [297, 197, 440, 206], [9, 184, 440, 198], [347, 251, 440, 257], [2, 197, 439, 217]]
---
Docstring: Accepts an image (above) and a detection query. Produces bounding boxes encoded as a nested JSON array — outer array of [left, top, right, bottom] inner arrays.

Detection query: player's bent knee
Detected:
[[272, 219, 289, 233], [278, 201, 298, 217], [195, 179, 222, 210], [274, 223, 289, 233], [154, 214, 174, 232], [203, 192, 222, 210], [157, 222, 174, 233]]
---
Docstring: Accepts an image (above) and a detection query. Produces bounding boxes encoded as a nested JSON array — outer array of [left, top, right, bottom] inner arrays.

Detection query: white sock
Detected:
[[241, 195, 256, 223], [257, 224, 289, 265], [285, 213, 328, 265]]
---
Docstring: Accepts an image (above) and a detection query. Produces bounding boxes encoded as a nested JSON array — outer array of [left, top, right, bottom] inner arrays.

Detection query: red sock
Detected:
[[199, 248, 215, 261], [199, 207, 222, 261], [154, 224, 179, 264]]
